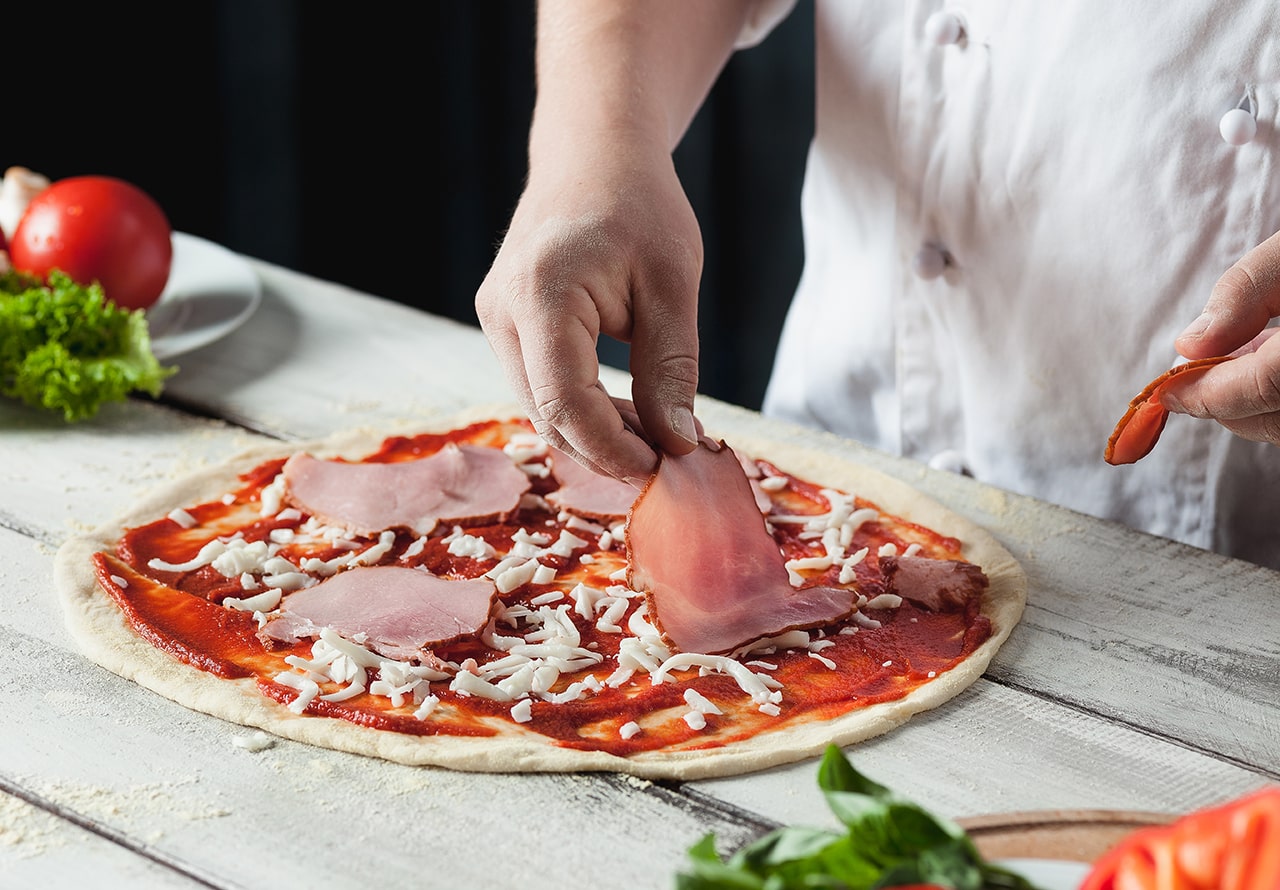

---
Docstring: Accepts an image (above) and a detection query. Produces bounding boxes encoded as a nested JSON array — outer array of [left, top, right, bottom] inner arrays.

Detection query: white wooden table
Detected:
[[2, 250, 1277, 888]]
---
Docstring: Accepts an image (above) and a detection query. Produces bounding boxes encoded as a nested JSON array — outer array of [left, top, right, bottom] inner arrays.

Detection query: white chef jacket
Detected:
[[740, 1, 1280, 568]]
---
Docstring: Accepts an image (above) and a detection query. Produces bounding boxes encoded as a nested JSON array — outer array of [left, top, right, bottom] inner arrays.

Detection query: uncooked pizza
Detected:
[[54, 409, 1026, 779]]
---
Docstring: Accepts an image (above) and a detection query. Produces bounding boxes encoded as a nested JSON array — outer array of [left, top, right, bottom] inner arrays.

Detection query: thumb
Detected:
[[628, 283, 701, 457], [1177, 229, 1280, 359]]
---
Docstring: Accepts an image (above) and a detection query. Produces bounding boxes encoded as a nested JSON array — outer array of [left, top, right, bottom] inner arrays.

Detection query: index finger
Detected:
[[520, 308, 659, 483]]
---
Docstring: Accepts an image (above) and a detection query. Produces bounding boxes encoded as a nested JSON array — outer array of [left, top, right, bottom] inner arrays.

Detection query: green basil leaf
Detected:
[[818, 744, 892, 798], [731, 826, 847, 869], [675, 746, 1048, 890], [677, 835, 767, 890]]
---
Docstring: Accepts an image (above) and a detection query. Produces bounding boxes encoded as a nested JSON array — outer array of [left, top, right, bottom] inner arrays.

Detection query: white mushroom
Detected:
[[0, 166, 50, 242]]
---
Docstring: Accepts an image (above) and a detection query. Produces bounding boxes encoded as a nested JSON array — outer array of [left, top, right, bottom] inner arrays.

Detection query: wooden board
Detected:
[[958, 809, 1173, 862]]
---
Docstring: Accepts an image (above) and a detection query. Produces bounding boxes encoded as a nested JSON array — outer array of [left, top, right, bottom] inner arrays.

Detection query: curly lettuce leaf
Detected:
[[0, 270, 175, 421], [676, 745, 1043, 890]]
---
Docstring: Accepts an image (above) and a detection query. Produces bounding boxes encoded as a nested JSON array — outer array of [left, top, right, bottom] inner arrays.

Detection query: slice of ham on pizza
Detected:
[[881, 555, 989, 611], [544, 447, 639, 520], [627, 441, 992, 657], [259, 566, 498, 662], [627, 441, 855, 655], [282, 443, 530, 536]]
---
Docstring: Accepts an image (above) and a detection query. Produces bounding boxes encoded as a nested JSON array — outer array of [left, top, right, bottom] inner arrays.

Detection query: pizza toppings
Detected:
[[281, 443, 531, 536], [544, 447, 639, 520], [90, 418, 1005, 767], [881, 555, 989, 611], [627, 440, 855, 655], [259, 565, 498, 661]]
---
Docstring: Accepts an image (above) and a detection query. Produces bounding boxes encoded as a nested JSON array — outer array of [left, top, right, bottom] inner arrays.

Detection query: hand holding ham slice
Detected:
[[626, 440, 854, 655]]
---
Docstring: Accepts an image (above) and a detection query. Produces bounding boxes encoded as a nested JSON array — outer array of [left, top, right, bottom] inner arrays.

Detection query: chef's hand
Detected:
[[474, 135, 703, 484], [1165, 229, 1280, 445]]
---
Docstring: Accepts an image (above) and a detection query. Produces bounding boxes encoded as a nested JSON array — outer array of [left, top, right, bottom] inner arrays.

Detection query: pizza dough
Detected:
[[53, 406, 1027, 780]]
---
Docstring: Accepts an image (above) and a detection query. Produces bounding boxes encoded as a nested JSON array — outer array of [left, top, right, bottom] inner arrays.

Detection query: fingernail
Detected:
[[671, 407, 698, 446], [1178, 312, 1213, 340], [1161, 392, 1187, 414]]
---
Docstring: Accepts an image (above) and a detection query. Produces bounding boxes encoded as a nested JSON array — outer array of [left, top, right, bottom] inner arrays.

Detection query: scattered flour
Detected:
[[0, 792, 66, 860]]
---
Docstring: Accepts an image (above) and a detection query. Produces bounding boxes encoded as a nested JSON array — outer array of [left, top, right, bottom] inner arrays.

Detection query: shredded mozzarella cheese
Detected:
[[274, 672, 320, 714], [414, 695, 441, 720], [167, 508, 198, 529], [223, 588, 283, 613], [259, 473, 286, 516], [683, 711, 707, 730], [683, 689, 723, 715]]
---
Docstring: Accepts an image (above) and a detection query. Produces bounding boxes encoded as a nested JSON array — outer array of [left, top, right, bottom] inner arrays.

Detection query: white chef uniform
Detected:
[[739, 1, 1280, 568]]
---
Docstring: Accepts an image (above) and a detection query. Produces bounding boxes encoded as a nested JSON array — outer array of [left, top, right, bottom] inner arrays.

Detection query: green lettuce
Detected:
[[0, 269, 175, 421], [677, 745, 1042, 890]]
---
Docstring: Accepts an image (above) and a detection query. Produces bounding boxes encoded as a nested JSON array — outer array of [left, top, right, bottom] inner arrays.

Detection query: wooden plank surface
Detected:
[[0, 789, 203, 889], [2, 254, 1276, 885], [0, 400, 262, 546]]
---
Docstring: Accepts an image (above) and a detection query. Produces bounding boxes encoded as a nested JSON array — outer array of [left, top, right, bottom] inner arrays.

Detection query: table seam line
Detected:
[[0, 773, 242, 889], [983, 673, 1280, 783]]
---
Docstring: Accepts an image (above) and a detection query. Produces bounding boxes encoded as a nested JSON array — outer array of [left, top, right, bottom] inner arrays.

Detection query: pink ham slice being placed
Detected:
[[545, 447, 639, 520], [260, 566, 497, 662], [626, 440, 854, 655], [282, 443, 530, 537]]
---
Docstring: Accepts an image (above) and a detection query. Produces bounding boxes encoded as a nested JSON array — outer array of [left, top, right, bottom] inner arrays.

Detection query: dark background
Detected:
[[4, 2, 813, 411]]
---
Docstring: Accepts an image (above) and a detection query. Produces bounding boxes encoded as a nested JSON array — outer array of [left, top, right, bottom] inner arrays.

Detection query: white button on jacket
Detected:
[[1220, 107, 1257, 146], [923, 10, 966, 46], [749, 1, 1280, 566], [911, 244, 950, 279]]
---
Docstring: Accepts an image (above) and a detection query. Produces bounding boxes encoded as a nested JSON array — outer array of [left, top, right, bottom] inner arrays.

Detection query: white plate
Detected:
[[147, 232, 262, 361], [998, 858, 1091, 889]]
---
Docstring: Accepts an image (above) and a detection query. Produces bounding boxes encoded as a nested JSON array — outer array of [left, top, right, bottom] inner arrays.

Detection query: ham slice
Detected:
[[282, 443, 530, 536], [881, 555, 988, 611], [545, 447, 638, 520], [626, 440, 854, 655], [259, 565, 497, 661]]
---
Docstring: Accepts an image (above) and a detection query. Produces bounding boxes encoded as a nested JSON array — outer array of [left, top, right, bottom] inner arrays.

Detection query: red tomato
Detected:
[[10, 175, 173, 310], [1081, 787, 1280, 890]]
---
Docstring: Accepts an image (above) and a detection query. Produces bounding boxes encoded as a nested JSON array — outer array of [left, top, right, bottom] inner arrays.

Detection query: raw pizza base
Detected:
[[53, 404, 1027, 780]]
